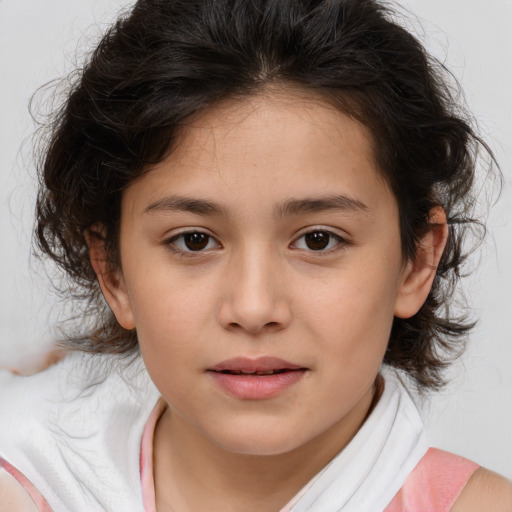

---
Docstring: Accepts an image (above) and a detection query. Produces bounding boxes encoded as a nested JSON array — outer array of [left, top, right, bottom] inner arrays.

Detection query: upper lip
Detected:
[[209, 357, 305, 373]]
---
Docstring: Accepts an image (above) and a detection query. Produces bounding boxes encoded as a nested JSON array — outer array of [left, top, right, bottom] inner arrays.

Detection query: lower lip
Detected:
[[208, 370, 306, 399]]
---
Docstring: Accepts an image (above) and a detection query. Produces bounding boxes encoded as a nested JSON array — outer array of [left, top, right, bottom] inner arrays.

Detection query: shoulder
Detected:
[[385, 448, 479, 512], [0, 468, 39, 512], [451, 467, 512, 512]]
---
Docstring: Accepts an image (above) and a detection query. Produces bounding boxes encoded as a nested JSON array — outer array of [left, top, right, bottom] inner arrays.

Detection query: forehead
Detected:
[[171, 90, 377, 175], [123, 90, 394, 217]]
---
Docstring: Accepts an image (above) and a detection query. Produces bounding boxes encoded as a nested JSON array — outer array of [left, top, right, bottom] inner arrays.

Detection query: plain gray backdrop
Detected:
[[1, 0, 511, 476]]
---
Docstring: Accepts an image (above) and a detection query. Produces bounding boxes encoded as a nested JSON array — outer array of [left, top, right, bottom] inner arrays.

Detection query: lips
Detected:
[[216, 369, 290, 375], [210, 356, 304, 373], [207, 357, 307, 399]]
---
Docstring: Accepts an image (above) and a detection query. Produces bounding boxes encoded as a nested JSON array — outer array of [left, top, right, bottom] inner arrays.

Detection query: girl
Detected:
[[1, 0, 511, 510]]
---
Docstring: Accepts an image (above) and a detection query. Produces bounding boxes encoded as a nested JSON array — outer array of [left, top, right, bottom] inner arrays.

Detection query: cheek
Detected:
[[125, 266, 221, 376], [132, 287, 208, 349], [123, 250, 213, 329], [300, 260, 401, 354]]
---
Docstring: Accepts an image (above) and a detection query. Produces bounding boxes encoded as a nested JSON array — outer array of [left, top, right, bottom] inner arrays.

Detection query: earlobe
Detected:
[[394, 207, 448, 319], [86, 227, 136, 330]]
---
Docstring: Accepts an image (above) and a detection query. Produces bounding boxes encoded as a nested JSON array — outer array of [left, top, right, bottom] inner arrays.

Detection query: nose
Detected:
[[217, 246, 292, 335]]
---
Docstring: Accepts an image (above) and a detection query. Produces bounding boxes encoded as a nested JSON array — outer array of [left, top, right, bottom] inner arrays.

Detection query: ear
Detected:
[[394, 206, 448, 319], [86, 226, 136, 330]]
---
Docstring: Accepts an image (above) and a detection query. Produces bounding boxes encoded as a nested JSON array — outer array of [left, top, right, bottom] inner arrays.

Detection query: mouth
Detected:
[[208, 356, 306, 374], [215, 369, 295, 376], [207, 357, 308, 399]]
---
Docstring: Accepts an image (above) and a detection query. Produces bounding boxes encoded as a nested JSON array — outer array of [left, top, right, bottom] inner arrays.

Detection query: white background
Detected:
[[0, 0, 511, 477]]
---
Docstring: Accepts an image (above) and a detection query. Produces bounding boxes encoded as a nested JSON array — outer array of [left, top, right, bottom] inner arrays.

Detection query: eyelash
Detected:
[[291, 229, 348, 254], [163, 228, 349, 256], [164, 231, 221, 256]]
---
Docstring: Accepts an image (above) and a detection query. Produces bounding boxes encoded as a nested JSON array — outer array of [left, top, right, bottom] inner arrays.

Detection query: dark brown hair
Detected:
[[35, 0, 496, 390]]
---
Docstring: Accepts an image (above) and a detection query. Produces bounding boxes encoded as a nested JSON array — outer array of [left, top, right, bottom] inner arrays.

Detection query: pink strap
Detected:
[[0, 458, 52, 512], [385, 448, 479, 512], [140, 398, 167, 512]]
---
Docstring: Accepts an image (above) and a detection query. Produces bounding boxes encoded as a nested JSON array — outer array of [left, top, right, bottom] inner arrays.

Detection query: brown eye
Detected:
[[183, 232, 210, 251], [304, 231, 331, 250], [293, 230, 345, 252], [167, 231, 219, 253]]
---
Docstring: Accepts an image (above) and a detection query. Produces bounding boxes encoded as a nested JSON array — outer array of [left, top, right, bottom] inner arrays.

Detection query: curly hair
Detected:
[[35, 0, 495, 391]]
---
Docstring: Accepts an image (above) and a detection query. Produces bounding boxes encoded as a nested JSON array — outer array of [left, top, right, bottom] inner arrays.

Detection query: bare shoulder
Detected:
[[452, 467, 512, 512], [0, 468, 39, 512]]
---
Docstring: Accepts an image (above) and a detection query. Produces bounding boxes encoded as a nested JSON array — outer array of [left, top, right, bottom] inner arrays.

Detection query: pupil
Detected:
[[184, 233, 209, 251], [305, 232, 330, 250]]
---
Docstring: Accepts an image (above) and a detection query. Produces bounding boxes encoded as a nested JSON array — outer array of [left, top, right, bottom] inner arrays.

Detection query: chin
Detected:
[[209, 424, 313, 457]]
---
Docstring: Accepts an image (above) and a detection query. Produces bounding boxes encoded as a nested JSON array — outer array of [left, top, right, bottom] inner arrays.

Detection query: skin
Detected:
[[85, 90, 511, 511], [453, 469, 512, 512], [0, 471, 38, 512]]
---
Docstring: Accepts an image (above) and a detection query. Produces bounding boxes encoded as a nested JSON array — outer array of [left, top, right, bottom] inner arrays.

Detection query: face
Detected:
[[99, 91, 432, 457]]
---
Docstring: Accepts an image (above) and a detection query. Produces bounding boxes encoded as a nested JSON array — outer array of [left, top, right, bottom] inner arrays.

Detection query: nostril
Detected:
[[218, 296, 292, 334], [226, 320, 282, 334]]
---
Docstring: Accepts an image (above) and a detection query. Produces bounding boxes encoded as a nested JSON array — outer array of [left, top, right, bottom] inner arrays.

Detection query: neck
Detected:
[[153, 380, 381, 512]]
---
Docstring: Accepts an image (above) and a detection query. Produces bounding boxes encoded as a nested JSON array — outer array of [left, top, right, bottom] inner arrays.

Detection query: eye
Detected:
[[292, 230, 345, 252], [166, 231, 220, 253]]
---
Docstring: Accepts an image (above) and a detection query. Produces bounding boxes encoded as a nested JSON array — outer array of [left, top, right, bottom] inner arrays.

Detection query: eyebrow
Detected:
[[275, 195, 369, 217], [142, 194, 369, 218], [143, 196, 227, 216]]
